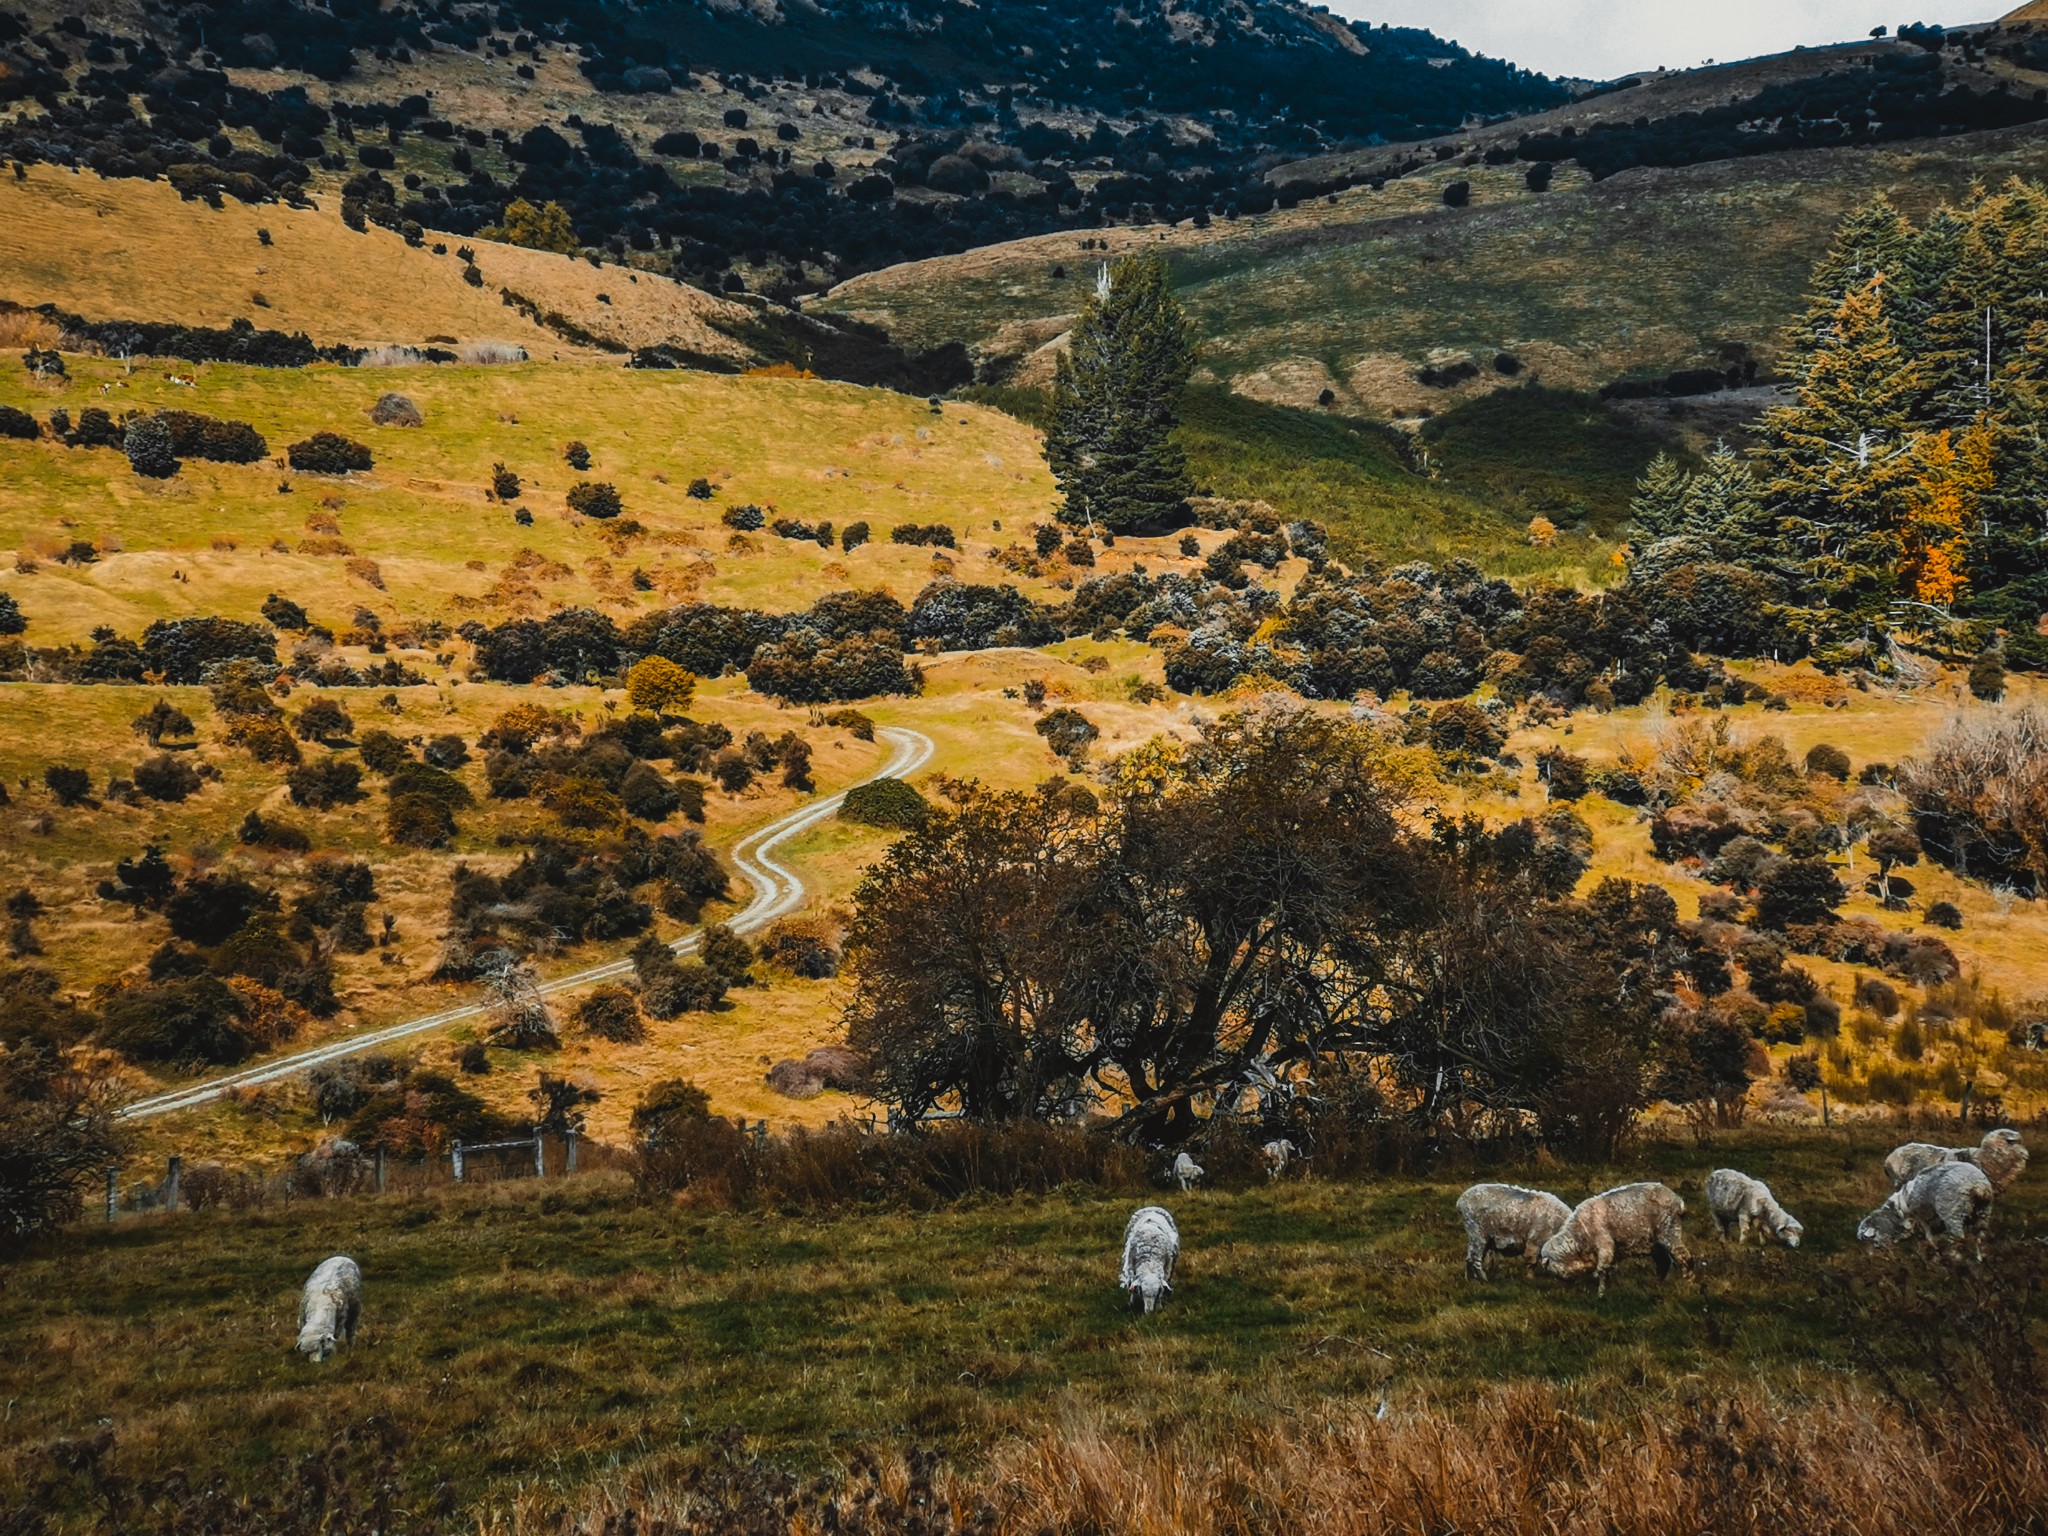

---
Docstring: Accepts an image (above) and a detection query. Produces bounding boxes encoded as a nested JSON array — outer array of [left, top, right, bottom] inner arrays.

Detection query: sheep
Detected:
[[1170, 1152, 1204, 1192], [296, 1255, 362, 1363], [1858, 1160, 1995, 1263], [1259, 1139, 1300, 1180], [1119, 1205, 1180, 1313], [1539, 1182, 1693, 1298], [1703, 1169, 1803, 1248], [1456, 1183, 1572, 1281], [1884, 1129, 2029, 1192]]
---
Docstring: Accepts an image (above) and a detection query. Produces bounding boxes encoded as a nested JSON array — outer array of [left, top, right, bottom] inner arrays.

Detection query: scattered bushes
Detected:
[[156, 410, 268, 463], [889, 523, 957, 548], [721, 503, 765, 531]]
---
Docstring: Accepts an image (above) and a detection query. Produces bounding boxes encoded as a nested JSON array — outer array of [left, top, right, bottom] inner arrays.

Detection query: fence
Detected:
[[93, 1129, 629, 1221]]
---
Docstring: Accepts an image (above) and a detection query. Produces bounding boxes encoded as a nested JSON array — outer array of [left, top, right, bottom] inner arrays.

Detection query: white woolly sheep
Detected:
[[1260, 1139, 1300, 1180], [296, 1255, 362, 1363], [1170, 1152, 1204, 1192], [1885, 1129, 2029, 1192], [1456, 1183, 1572, 1281], [1539, 1182, 1693, 1298], [1120, 1205, 1180, 1313], [1703, 1169, 1803, 1248], [1858, 1160, 1995, 1263]]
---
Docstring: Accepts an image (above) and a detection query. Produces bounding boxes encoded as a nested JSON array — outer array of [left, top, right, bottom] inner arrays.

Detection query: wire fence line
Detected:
[[114, 728, 935, 1123]]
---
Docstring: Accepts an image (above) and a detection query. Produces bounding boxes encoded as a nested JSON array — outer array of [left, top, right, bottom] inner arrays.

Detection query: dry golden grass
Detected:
[[0, 165, 751, 358]]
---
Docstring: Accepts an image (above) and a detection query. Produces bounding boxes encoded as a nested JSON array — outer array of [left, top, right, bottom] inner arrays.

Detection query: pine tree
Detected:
[[1626, 453, 1692, 541], [1781, 197, 1913, 374], [1756, 278, 1921, 632], [1684, 444, 1772, 563], [1046, 253, 1197, 532]]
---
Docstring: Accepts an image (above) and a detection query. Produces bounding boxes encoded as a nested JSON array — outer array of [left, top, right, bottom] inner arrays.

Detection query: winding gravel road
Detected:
[[117, 726, 935, 1121]]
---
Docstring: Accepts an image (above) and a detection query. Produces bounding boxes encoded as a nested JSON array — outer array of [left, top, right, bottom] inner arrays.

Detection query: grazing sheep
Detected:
[[1858, 1161, 1995, 1262], [296, 1255, 362, 1363], [1119, 1206, 1180, 1313], [1539, 1182, 1693, 1298], [1170, 1152, 1204, 1192], [1456, 1183, 1572, 1281], [1259, 1139, 1300, 1180], [1884, 1129, 2029, 1192], [1704, 1169, 1803, 1248]]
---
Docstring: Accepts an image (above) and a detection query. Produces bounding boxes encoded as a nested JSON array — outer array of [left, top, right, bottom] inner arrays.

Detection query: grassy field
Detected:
[[5, 1121, 2043, 1529]]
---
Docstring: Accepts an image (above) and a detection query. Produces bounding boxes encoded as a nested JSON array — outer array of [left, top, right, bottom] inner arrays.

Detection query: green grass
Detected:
[[5, 1123, 2038, 1526]]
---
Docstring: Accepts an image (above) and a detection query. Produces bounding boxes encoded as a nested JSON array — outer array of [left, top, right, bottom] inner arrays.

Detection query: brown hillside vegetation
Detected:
[[0, 166, 754, 361]]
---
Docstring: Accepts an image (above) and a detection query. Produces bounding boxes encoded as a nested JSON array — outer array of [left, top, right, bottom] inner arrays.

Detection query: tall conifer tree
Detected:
[[1046, 254, 1197, 532]]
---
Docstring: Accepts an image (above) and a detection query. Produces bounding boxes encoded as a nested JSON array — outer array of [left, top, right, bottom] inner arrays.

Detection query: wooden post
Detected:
[[452, 1142, 466, 1183], [162, 1155, 181, 1213], [565, 1130, 579, 1174], [534, 1133, 547, 1178], [1959, 1080, 1973, 1127], [105, 1165, 118, 1222], [375, 1146, 386, 1194]]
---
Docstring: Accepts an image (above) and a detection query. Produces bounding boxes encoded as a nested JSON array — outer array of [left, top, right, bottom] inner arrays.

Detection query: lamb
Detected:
[[1539, 1182, 1693, 1298], [1259, 1139, 1299, 1180], [1885, 1128, 2029, 1192], [1170, 1152, 1204, 1192], [1456, 1183, 1572, 1281], [1858, 1160, 1995, 1262], [1119, 1205, 1180, 1313], [296, 1255, 362, 1363], [1703, 1169, 1803, 1248]]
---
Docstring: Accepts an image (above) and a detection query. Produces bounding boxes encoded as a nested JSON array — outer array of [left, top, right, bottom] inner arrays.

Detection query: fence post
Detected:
[[452, 1142, 466, 1183], [565, 1130, 578, 1174], [104, 1165, 118, 1222], [752, 1119, 769, 1145], [375, 1146, 386, 1195], [534, 1133, 546, 1179], [162, 1155, 181, 1213]]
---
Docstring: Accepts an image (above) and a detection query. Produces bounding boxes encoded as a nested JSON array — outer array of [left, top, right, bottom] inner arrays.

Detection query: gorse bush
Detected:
[[286, 432, 373, 474], [567, 481, 624, 519]]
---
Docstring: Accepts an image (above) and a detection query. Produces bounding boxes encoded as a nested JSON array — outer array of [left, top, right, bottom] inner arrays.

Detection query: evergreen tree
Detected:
[[1781, 196, 1913, 374], [1683, 444, 1771, 561], [1756, 278, 1920, 640], [1626, 453, 1691, 541], [1046, 254, 1196, 532]]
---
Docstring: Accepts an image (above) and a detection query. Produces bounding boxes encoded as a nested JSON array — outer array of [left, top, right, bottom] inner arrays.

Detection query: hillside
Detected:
[[821, 122, 2048, 416], [0, 0, 1558, 304]]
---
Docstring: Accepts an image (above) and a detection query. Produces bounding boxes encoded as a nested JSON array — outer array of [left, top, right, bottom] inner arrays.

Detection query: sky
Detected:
[[1333, 1, 1999, 81]]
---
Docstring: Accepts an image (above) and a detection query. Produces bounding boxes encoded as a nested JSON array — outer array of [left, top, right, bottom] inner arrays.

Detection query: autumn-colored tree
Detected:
[[626, 655, 696, 718], [1898, 423, 1993, 611], [486, 199, 580, 255]]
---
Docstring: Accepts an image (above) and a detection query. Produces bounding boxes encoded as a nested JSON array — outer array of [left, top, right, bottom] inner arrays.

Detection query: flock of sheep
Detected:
[[289, 1129, 2030, 1360]]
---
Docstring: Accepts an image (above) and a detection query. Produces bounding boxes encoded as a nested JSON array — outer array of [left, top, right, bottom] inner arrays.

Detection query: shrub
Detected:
[[132, 754, 202, 803], [1427, 701, 1506, 761], [564, 441, 592, 471], [0, 404, 38, 440], [368, 392, 423, 427], [890, 523, 957, 548], [0, 1050, 129, 1253], [141, 617, 278, 683], [759, 917, 841, 978], [123, 415, 180, 478], [722, 503, 765, 531], [261, 593, 309, 630], [1853, 973, 1902, 1017], [491, 463, 522, 499], [621, 761, 682, 821], [1969, 648, 2006, 702], [842, 520, 870, 551], [423, 733, 470, 769], [709, 748, 753, 793], [228, 717, 301, 765], [1926, 900, 1964, 930], [747, 630, 917, 703], [687, 478, 714, 499], [1753, 857, 1847, 930], [1805, 743, 1851, 780], [99, 975, 258, 1066], [294, 697, 355, 743], [0, 593, 23, 636], [287, 756, 364, 809], [576, 985, 645, 1043], [156, 410, 267, 463], [357, 729, 413, 775], [1536, 747, 1589, 801], [1036, 707, 1098, 760], [164, 873, 273, 946], [286, 432, 373, 474], [567, 481, 624, 519], [387, 793, 456, 848], [42, 766, 92, 806]]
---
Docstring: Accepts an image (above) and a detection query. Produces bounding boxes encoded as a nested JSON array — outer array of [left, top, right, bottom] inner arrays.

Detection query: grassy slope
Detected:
[[819, 125, 2048, 413], [0, 167, 756, 359], [6, 1125, 2040, 1526]]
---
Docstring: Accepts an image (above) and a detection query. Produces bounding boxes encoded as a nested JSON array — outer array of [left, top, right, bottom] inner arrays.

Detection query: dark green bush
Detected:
[[839, 776, 931, 830], [287, 432, 374, 474]]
